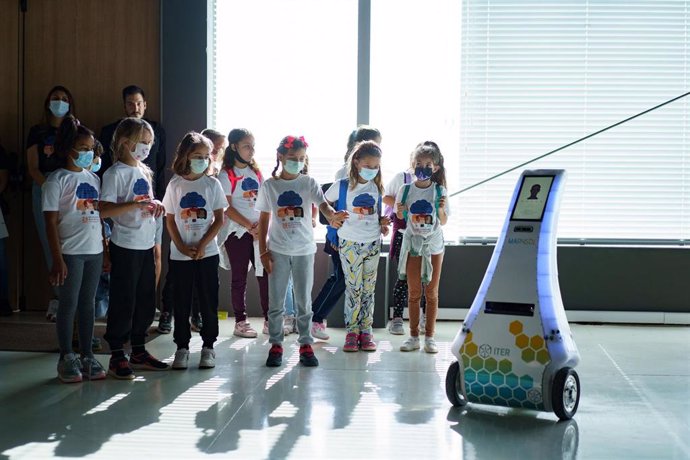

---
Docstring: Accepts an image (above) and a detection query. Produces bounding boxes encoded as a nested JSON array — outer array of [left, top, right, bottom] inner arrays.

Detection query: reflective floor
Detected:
[[0, 321, 688, 459]]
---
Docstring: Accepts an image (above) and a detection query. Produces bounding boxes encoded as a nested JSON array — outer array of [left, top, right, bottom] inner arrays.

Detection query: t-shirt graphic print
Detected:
[[179, 191, 209, 238], [409, 199, 434, 236], [276, 190, 305, 230], [76, 182, 100, 224]]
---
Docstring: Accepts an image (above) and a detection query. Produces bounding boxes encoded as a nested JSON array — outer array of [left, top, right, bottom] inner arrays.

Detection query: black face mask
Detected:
[[415, 166, 433, 181]]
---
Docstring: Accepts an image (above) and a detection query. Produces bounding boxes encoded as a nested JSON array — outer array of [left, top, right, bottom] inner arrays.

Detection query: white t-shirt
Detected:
[[218, 166, 261, 223], [101, 162, 157, 250], [385, 170, 413, 198], [396, 182, 449, 239], [42, 168, 103, 255], [162, 174, 228, 261], [255, 174, 326, 256], [325, 179, 381, 243]]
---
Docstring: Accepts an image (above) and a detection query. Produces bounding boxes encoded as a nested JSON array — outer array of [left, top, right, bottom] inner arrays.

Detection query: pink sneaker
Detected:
[[343, 332, 359, 352], [234, 320, 258, 338], [359, 333, 377, 352], [311, 322, 330, 340]]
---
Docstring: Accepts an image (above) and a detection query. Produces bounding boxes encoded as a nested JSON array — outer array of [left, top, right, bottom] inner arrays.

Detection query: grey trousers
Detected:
[[268, 252, 315, 345]]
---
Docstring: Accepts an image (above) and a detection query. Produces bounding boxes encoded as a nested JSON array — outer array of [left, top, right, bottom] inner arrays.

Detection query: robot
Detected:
[[446, 170, 581, 420]]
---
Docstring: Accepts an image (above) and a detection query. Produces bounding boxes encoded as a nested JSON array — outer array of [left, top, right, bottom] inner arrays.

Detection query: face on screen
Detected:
[[511, 176, 554, 221]]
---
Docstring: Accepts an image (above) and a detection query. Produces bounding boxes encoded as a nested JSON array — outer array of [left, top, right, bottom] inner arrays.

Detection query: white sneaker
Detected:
[[46, 299, 59, 322], [199, 348, 216, 369], [283, 316, 296, 335], [172, 349, 189, 369], [420, 313, 426, 335], [262, 319, 269, 335], [387, 317, 405, 335], [233, 320, 258, 338], [400, 336, 420, 352], [311, 322, 330, 340], [424, 337, 438, 354]]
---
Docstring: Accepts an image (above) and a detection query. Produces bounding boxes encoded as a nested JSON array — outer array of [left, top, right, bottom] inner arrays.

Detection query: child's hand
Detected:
[[380, 216, 391, 227], [438, 196, 447, 211], [248, 222, 259, 239], [381, 225, 390, 237], [396, 202, 407, 216], [330, 210, 349, 227], [49, 258, 68, 286], [312, 218, 317, 228], [195, 246, 206, 260], [260, 250, 273, 274], [102, 252, 111, 273], [149, 200, 166, 218], [182, 246, 198, 259]]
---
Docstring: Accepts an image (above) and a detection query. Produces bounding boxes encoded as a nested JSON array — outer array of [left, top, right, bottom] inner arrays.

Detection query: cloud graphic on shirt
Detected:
[[133, 178, 150, 195], [352, 193, 375, 208], [76, 183, 98, 199], [241, 177, 259, 191], [277, 191, 302, 207], [180, 192, 207, 209], [410, 200, 433, 214]]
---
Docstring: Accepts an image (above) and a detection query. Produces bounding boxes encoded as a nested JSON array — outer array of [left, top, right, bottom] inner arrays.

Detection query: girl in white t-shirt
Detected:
[[396, 141, 449, 354], [218, 128, 268, 339], [325, 140, 391, 352], [42, 116, 107, 383], [256, 135, 347, 368], [163, 132, 227, 370], [100, 117, 168, 379]]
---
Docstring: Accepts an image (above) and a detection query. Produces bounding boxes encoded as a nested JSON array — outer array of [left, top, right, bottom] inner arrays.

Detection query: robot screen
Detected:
[[510, 175, 555, 222]]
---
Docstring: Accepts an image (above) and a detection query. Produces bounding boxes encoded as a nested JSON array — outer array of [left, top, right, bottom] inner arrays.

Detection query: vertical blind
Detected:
[[458, 0, 690, 241]]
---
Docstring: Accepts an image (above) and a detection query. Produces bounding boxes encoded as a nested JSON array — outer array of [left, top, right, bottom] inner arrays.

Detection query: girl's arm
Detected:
[[258, 211, 272, 274], [225, 195, 255, 230], [99, 200, 151, 219], [438, 195, 448, 225], [311, 204, 317, 228], [319, 202, 348, 226], [165, 213, 197, 259], [196, 209, 225, 259], [44, 211, 67, 286], [382, 195, 395, 208], [26, 146, 46, 186]]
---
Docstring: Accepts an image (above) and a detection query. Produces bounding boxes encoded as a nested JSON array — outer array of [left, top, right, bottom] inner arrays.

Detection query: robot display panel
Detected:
[[510, 175, 554, 222]]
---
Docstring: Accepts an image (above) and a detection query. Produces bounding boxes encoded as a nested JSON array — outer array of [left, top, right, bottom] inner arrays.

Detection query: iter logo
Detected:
[[508, 237, 537, 246]]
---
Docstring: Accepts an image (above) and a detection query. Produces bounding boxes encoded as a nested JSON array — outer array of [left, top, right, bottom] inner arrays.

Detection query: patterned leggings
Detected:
[[339, 239, 380, 334]]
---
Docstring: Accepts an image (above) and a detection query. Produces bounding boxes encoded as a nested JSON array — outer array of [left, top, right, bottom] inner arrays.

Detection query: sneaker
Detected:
[[359, 333, 377, 352], [266, 344, 283, 367], [57, 353, 82, 383], [191, 315, 203, 333], [263, 319, 269, 335], [424, 337, 439, 353], [234, 320, 258, 338], [283, 316, 296, 336], [420, 313, 426, 335], [157, 312, 172, 334], [400, 336, 421, 352], [299, 344, 319, 367], [311, 322, 330, 341], [81, 355, 106, 380], [46, 299, 59, 322], [199, 348, 216, 369], [387, 317, 405, 335], [172, 349, 190, 370], [108, 355, 135, 380], [91, 337, 103, 353], [343, 332, 359, 352], [130, 351, 170, 371]]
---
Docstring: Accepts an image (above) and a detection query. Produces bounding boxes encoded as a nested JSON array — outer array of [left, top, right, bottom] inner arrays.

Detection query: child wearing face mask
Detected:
[[99, 117, 168, 379], [257, 135, 348, 367], [396, 141, 449, 354], [42, 116, 108, 383], [324, 140, 390, 352], [163, 132, 227, 370]]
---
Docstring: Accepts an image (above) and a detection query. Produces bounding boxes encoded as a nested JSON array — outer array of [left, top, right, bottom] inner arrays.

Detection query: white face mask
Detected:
[[132, 142, 151, 162]]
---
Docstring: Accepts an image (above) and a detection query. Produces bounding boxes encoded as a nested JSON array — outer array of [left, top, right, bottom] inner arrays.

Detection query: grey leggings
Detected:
[[57, 253, 103, 356]]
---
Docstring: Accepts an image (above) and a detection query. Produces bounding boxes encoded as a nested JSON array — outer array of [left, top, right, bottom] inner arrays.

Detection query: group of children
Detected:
[[41, 114, 450, 382]]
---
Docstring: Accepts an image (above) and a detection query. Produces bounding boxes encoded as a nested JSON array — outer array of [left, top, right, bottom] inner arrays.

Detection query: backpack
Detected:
[[224, 167, 263, 194], [325, 179, 382, 253], [400, 182, 443, 220]]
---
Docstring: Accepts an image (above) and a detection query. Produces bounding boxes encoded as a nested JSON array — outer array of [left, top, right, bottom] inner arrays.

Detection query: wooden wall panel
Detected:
[[21, 0, 160, 309]]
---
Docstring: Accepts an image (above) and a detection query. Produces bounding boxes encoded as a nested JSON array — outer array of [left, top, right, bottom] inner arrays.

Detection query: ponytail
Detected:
[[54, 115, 94, 160], [224, 128, 261, 175]]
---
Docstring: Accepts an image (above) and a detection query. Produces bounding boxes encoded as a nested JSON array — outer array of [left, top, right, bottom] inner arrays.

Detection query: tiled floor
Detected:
[[0, 320, 688, 459]]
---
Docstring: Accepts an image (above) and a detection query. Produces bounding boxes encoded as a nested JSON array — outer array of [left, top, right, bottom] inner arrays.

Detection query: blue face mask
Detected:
[[90, 160, 101, 173], [49, 100, 70, 118], [190, 159, 209, 174], [72, 150, 94, 169], [359, 167, 379, 181], [284, 160, 304, 175], [415, 165, 433, 181]]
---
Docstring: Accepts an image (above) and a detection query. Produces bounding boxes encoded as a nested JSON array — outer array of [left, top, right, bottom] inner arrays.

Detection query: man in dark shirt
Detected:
[[98, 85, 167, 200]]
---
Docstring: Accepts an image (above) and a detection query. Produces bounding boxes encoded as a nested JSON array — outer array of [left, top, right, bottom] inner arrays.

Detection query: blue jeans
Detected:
[[311, 251, 346, 323], [57, 253, 103, 356], [33, 182, 58, 297]]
